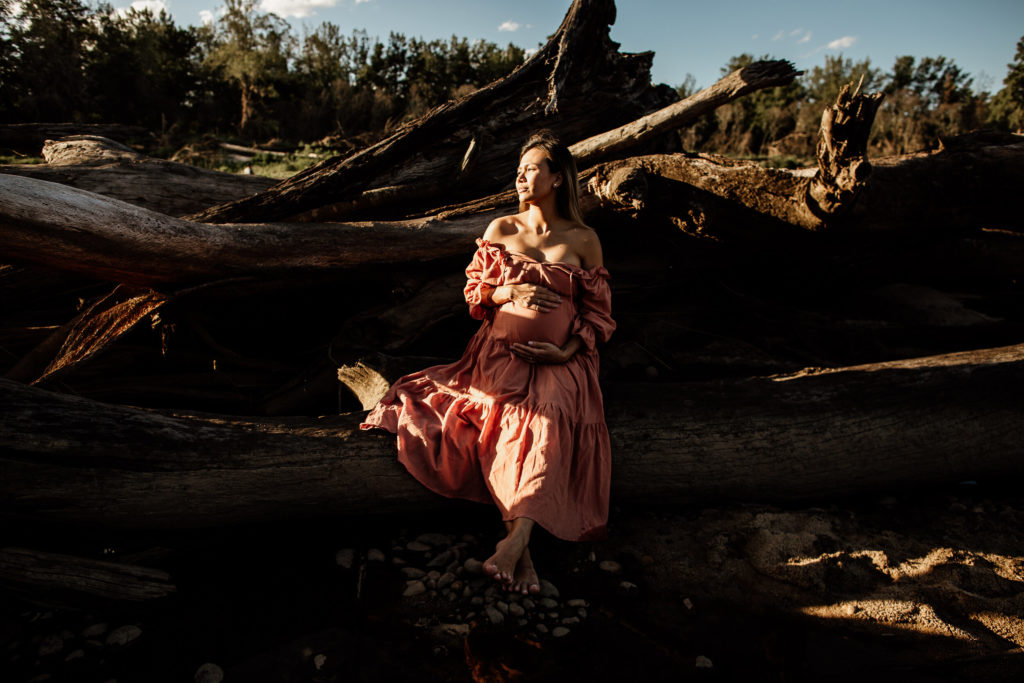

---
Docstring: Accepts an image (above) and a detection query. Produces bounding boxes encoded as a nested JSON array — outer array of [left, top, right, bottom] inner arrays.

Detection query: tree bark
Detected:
[[186, 0, 675, 224], [0, 547, 175, 602], [569, 59, 801, 166], [0, 172, 501, 285], [583, 134, 1024, 237], [2, 342, 1021, 528], [0, 123, 149, 155], [0, 136, 275, 217]]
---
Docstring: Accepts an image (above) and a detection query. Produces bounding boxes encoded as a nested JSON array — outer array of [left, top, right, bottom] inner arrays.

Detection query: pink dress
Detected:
[[360, 239, 616, 541]]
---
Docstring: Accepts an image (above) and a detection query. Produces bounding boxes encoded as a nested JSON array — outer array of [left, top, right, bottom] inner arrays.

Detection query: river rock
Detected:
[[195, 662, 224, 683], [485, 606, 504, 625], [38, 634, 63, 656], [335, 548, 355, 569], [416, 532, 451, 547], [567, 598, 588, 608], [599, 560, 623, 575], [401, 567, 426, 579], [463, 558, 484, 575], [695, 655, 713, 668], [82, 623, 108, 638], [367, 548, 386, 562], [539, 598, 558, 609], [105, 625, 142, 646], [552, 626, 570, 638], [403, 580, 426, 597], [538, 579, 559, 598]]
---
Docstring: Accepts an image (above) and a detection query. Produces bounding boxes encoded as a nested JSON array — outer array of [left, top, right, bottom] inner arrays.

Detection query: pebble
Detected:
[[314, 654, 327, 671], [561, 616, 580, 625], [82, 623, 108, 638], [65, 649, 85, 662], [683, 598, 694, 610], [38, 634, 63, 656], [695, 655, 713, 669], [437, 572, 456, 589], [538, 579, 559, 598], [517, 618, 528, 627], [587, 551, 596, 562], [618, 580, 638, 595], [195, 662, 225, 683], [406, 541, 431, 552], [427, 570, 441, 581], [508, 603, 525, 617], [401, 567, 426, 579], [523, 598, 536, 610], [552, 626, 570, 638], [462, 585, 474, 598], [105, 625, 142, 647], [599, 560, 623, 575], [470, 596, 484, 606], [496, 601, 509, 614], [403, 580, 426, 597], [641, 554, 655, 567], [335, 548, 355, 569], [536, 624, 549, 634], [367, 548, 386, 562], [391, 556, 407, 566], [463, 558, 484, 575], [485, 606, 504, 625], [567, 598, 588, 608], [577, 608, 588, 619], [427, 549, 455, 568], [539, 598, 558, 609], [416, 532, 451, 547]]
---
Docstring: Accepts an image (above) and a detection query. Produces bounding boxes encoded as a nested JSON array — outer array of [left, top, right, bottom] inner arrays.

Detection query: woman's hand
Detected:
[[511, 336, 582, 364], [492, 283, 561, 311]]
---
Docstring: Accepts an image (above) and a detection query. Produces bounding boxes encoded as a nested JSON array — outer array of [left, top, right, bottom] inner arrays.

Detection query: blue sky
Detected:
[[127, 0, 1022, 93]]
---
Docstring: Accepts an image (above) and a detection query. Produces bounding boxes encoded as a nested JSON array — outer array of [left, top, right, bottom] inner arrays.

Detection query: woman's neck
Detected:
[[524, 197, 562, 234]]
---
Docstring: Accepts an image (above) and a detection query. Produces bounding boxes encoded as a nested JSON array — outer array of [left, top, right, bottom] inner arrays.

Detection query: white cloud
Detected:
[[789, 28, 804, 37], [772, 30, 785, 41], [751, 34, 758, 40], [827, 35, 857, 50], [260, 0, 339, 18], [354, 0, 373, 4], [498, 20, 521, 32], [114, 0, 166, 16], [199, 9, 214, 24], [797, 31, 811, 44]]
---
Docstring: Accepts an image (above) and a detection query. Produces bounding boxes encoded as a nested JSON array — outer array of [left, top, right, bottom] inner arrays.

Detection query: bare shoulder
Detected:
[[482, 215, 522, 243], [568, 224, 604, 269]]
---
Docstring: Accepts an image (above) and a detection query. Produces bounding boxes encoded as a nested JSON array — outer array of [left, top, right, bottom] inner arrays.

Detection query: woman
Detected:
[[361, 131, 615, 594]]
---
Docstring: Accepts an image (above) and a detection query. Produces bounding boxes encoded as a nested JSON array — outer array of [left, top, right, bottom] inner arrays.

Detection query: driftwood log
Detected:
[[0, 122, 148, 155], [1, 343, 1022, 527], [0, 135, 275, 217], [0, 547, 176, 602]]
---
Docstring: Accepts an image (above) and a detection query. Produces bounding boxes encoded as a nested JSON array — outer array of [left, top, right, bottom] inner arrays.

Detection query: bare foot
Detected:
[[511, 547, 541, 595], [483, 534, 528, 588], [483, 518, 535, 589]]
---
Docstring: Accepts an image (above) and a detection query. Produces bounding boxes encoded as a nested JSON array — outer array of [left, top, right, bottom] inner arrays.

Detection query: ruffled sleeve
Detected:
[[571, 267, 616, 350], [463, 239, 506, 320]]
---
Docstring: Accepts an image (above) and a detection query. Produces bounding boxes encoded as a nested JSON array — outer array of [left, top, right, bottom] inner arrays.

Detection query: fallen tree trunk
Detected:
[[2, 343, 1022, 528], [5, 132, 1023, 287], [0, 173, 498, 285], [0, 136, 275, 217], [0, 123, 148, 155], [570, 59, 801, 166], [583, 134, 1024, 237], [0, 547, 176, 602]]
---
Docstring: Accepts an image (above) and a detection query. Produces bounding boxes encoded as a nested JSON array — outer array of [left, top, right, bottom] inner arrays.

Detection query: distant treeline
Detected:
[[684, 45, 1024, 161], [0, 0, 526, 147], [1, 0, 1022, 158]]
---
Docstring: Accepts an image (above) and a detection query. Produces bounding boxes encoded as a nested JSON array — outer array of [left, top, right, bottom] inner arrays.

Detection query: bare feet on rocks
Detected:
[[483, 517, 539, 594]]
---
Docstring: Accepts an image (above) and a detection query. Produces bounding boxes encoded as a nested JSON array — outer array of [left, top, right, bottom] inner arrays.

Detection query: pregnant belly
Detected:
[[491, 301, 573, 346]]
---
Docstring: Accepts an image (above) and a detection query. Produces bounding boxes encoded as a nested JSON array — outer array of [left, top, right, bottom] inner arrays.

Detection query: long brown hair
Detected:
[[518, 130, 585, 225]]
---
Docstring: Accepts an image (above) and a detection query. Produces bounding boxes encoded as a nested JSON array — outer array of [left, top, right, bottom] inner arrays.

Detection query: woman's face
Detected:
[[516, 147, 562, 205]]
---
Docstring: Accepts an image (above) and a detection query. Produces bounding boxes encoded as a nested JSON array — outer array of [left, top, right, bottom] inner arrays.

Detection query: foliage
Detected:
[[988, 36, 1024, 132], [0, 0, 526, 146]]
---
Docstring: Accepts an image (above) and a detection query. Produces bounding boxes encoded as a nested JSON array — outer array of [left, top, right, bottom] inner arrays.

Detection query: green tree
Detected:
[[203, 0, 294, 135], [803, 54, 882, 104], [88, 6, 199, 131], [1, 0, 93, 121], [988, 36, 1024, 132]]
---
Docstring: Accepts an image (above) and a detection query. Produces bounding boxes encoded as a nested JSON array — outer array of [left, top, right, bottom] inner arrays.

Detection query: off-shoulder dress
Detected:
[[360, 238, 616, 541]]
